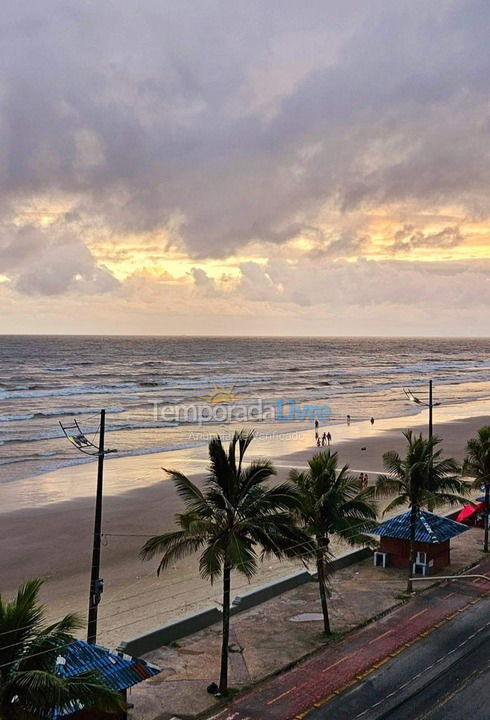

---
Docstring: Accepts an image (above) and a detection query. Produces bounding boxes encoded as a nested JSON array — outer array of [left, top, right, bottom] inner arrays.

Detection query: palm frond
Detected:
[[382, 494, 410, 515], [227, 532, 258, 580], [8, 669, 124, 717], [198, 540, 225, 582], [238, 460, 276, 499], [235, 429, 255, 478], [164, 469, 209, 513], [0, 579, 46, 671], [208, 435, 233, 495], [140, 530, 205, 574]]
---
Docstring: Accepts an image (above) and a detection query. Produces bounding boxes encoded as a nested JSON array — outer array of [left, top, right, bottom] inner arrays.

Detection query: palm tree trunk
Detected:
[[407, 504, 417, 593], [484, 482, 489, 553], [316, 538, 330, 634], [219, 559, 232, 694]]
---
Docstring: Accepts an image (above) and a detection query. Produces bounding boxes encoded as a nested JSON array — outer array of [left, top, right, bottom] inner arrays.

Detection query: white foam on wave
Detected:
[[0, 413, 35, 422], [0, 440, 206, 477], [0, 406, 126, 423], [0, 419, 178, 445], [0, 384, 139, 400]]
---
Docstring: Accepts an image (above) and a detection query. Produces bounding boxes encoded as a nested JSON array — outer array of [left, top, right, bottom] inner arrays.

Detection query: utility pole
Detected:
[[428, 379, 433, 442], [404, 380, 439, 441], [87, 408, 105, 644], [403, 380, 440, 588], [60, 409, 116, 644]]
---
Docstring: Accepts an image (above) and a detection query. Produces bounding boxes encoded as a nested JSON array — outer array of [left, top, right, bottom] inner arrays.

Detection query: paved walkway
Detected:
[[206, 557, 490, 720]]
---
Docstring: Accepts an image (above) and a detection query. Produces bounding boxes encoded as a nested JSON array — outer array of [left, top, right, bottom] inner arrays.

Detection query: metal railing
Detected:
[[411, 574, 490, 583]]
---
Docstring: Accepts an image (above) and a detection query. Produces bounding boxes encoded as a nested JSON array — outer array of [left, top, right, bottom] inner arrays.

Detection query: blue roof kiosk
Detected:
[[370, 510, 468, 576]]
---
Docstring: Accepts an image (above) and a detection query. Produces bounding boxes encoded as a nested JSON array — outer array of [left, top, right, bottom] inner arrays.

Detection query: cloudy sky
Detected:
[[1, 0, 489, 335]]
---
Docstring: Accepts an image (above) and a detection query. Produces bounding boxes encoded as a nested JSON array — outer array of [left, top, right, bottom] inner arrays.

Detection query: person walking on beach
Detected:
[[316, 437, 321, 447], [370, 416, 375, 425], [363, 473, 369, 489], [327, 431, 332, 446], [321, 432, 327, 446], [346, 414, 351, 425], [315, 418, 319, 433]]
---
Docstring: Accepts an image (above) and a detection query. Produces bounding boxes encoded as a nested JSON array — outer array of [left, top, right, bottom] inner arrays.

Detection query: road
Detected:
[[208, 566, 490, 720], [307, 594, 490, 720]]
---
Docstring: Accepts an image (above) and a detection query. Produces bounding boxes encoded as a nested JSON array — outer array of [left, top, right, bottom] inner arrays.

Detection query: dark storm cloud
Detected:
[[1, 0, 489, 266], [390, 225, 464, 253]]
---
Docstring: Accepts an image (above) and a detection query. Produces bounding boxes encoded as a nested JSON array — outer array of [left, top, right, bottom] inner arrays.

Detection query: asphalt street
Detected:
[[307, 594, 490, 720]]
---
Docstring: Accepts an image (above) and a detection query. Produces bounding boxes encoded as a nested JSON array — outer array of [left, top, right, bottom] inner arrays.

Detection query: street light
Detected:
[[403, 381, 442, 591], [60, 410, 116, 644], [403, 380, 441, 441]]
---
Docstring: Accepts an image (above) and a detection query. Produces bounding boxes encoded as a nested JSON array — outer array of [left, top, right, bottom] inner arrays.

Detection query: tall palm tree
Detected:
[[141, 430, 312, 696], [289, 450, 377, 635], [464, 426, 490, 552], [377, 430, 466, 593], [0, 579, 123, 720]]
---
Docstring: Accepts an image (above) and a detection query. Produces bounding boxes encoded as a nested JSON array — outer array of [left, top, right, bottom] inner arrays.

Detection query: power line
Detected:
[[2, 569, 489, 673], [0, 521, 379, 652]]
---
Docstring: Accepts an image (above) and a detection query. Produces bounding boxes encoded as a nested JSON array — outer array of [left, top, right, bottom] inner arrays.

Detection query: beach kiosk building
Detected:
[[372, 510, 468, 576]]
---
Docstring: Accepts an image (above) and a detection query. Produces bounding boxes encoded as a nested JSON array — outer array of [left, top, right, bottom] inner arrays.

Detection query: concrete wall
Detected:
[[119, 606, 221, 656], [231, 570, 312, 614], [331, 547, 371, 571], [119, 546, 372, 656]]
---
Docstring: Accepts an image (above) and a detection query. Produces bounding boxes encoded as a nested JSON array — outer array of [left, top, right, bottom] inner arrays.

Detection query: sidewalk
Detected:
[[129, 528, 486, 719], [207, 555, 490, 720]]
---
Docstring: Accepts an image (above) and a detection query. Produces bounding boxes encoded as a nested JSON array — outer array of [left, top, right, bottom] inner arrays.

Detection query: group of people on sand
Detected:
[[358, 472, 369, 489], [316, 431, 331, 447], [314, 420, 332, 447], [314, 415, 375, 447], [346, 414, 375, 425]]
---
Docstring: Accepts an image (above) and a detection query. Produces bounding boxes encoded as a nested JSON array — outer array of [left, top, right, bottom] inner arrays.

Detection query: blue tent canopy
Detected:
[[370, 510, 469, 544]]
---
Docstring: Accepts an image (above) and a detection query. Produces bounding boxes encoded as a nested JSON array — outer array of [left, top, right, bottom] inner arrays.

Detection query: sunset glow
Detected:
[[0, 2, 489, 335]]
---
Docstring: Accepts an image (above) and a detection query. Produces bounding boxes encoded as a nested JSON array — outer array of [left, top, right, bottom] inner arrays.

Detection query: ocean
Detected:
[[1, 336, 489, 487]]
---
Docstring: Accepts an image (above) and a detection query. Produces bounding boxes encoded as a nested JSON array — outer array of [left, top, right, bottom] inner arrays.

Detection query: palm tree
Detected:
[[0, 579, 123, 720], [377, 430, 466, 593], [464, 426, 490, 552], [289, 450, 377, 635], [141, 430, 313, 696]]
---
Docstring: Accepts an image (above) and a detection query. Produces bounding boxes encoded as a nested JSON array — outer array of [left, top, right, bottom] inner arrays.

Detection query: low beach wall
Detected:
[[331, 547, 372, 570], [118, 606, 222, 656], [119, 546, 372, 655], [231, 570, 312, 614]]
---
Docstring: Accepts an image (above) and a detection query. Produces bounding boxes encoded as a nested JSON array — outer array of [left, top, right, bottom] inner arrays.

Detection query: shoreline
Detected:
[[2, 395, 490, 512]]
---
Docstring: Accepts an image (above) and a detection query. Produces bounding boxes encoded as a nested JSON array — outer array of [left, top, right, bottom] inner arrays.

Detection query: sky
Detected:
[[1, 0, 489, 336]]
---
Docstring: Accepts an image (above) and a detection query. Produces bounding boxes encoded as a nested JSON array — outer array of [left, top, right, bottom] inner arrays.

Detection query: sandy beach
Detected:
[[1, 400, 488, 649]]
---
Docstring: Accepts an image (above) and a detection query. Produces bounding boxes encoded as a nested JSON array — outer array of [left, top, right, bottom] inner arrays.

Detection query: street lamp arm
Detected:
[[403, 388, 429, 407]]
